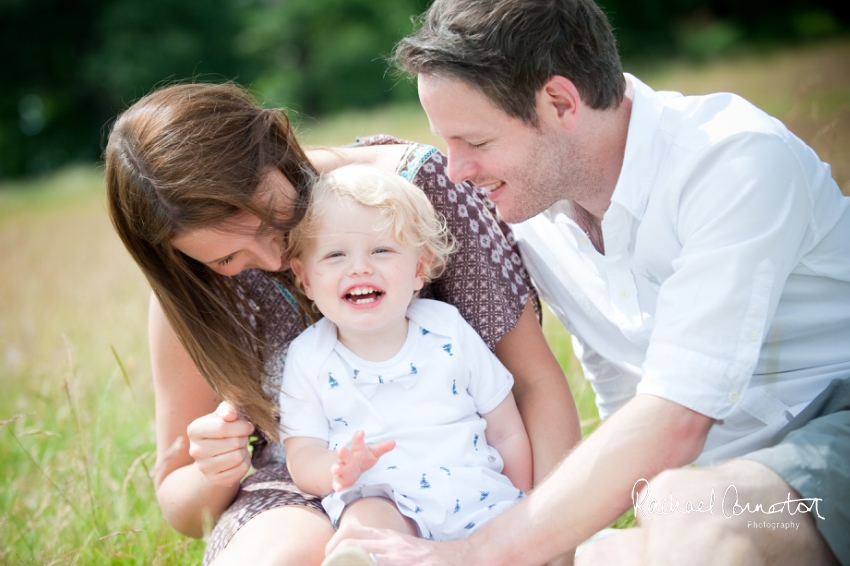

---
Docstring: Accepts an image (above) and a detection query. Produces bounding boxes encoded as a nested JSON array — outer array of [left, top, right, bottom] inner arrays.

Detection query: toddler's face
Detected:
[[290, 197, 426, 337]]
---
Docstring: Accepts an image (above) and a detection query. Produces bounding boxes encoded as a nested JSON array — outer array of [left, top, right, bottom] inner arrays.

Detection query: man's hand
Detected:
[[332, 430, 396, 492], [327, 524, 470, 566]]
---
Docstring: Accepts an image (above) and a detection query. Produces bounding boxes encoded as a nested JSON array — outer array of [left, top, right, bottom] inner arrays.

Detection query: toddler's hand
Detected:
[[331, 430, 395, 492]]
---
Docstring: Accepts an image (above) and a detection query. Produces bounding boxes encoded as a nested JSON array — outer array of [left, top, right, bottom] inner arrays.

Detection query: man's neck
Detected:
[[571, 79, 634, 254]]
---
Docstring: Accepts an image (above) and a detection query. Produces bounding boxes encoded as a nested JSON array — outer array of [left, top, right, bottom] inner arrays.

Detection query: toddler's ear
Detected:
[[415, 252, 434, 290], [289, 257, 314, 299]]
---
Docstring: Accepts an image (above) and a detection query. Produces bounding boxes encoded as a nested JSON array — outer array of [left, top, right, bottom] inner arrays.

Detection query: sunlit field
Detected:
[[2, 40, 849, 564]]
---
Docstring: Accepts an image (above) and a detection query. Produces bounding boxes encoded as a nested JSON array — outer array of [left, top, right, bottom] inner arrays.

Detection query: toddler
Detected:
[[280, 164, 532, 550]]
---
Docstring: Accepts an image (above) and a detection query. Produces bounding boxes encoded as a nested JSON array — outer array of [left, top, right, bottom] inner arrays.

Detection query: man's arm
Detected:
[[327, 394, 713, 565]]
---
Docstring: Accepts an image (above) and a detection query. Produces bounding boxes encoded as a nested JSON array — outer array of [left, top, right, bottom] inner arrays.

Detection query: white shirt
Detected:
[[513, 74, 850, 464], [279, 299, 514, 472]]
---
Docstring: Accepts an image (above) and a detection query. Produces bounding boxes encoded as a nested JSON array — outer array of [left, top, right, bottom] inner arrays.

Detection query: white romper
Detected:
[[279, 299, 524, 541]]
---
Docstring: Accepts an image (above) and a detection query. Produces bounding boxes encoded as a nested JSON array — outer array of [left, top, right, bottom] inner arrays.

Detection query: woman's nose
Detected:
[[252, 236, 283, 271]]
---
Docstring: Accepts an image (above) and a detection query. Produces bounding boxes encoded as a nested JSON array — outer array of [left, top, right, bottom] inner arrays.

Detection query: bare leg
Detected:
[[338, 496, 418, 536], [578, 459, 838, 566], [210, 505, 334, 566]]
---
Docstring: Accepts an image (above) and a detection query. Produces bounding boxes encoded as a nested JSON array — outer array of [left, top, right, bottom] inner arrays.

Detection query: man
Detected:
[[327, 0, 850, 564]]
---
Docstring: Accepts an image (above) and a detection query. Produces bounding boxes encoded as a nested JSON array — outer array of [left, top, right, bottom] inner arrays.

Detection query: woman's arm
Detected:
[[149, 293, 254, 538], [481, 392, 533, 492], [306, 144, 409, 175], [494, 299, 581, 486]]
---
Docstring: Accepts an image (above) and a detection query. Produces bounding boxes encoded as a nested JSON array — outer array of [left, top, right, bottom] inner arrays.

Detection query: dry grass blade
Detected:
[[97, 529, 145, 542], [121, 451, 152, 520], [110, 344, 137, 403], [5, 425, 91, 528], [0, 414, 24, 428]]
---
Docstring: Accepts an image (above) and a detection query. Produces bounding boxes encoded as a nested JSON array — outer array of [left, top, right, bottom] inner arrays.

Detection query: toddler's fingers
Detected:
[[351, 430, 367, 447], [371, 439, 396, 458], [337, 445, 351, 463]]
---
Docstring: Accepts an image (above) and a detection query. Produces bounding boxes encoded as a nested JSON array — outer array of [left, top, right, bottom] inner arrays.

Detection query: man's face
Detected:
[[418, 73, 587, 224]]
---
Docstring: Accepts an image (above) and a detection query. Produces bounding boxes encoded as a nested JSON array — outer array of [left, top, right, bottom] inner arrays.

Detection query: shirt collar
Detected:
[[607, 73, 668, 223]]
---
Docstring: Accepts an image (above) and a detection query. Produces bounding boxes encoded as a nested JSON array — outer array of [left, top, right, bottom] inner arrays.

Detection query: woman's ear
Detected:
[[289, 257, 314, 300]]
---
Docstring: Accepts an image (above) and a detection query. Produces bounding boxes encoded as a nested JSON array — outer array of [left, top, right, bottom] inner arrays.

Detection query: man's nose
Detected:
[[445, 149, 478, 185]]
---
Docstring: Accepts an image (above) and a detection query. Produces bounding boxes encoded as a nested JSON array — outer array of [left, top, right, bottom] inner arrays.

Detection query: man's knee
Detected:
[[633, 461, 838, 565]]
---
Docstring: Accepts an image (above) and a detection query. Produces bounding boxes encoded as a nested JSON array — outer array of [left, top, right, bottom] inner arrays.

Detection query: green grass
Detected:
[[2, 39, 849, 563]]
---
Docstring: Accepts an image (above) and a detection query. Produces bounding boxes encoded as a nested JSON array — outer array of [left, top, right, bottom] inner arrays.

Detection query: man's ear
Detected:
[[537, 75, 582, 131], [289, 257, 314, 300]]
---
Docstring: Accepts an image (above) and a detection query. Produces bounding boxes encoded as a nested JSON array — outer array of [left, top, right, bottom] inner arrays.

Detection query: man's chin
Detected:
[[493, 201, 537, 224]]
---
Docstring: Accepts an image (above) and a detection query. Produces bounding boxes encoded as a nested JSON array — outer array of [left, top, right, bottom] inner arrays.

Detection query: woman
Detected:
[[104, 82, 580, 565]]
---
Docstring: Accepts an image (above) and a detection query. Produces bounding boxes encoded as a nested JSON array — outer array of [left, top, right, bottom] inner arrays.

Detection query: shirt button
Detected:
[[487, 455, 496, 462], [579, 235, 589, 245], [728, 392, 739, 403], [748, 331, 758, 340], [619, 289, 630, 299]]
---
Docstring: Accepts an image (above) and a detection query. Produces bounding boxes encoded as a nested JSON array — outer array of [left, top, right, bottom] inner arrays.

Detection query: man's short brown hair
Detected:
[[394, 0, 625, 124]]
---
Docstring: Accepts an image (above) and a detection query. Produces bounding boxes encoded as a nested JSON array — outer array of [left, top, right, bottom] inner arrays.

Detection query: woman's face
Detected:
[[171, 169, 298, 277]]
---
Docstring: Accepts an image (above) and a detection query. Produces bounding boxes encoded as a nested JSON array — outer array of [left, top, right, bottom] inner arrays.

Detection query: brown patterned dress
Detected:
[[202, 135, 537, 565]]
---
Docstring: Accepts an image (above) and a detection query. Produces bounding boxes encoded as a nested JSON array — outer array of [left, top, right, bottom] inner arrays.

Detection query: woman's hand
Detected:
[[186, 401, 255, 487], [331, 430, 396, 492]]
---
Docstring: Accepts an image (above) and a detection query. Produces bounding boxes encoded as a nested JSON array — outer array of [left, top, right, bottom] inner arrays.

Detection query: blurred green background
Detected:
[[2, 0, 848, 178]]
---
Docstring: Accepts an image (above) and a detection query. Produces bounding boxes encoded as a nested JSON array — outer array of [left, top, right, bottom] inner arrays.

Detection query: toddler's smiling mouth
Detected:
[[344, 286, 384, 305]]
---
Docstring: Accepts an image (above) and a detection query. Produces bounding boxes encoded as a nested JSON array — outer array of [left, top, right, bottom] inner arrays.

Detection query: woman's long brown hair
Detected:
[[105, 83, 314, 440]]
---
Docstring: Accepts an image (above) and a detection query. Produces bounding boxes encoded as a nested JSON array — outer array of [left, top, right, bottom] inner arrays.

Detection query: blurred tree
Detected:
[[0, 0, 846, 179], [1, 0, 104, 177], [237, 0, 425, 114]]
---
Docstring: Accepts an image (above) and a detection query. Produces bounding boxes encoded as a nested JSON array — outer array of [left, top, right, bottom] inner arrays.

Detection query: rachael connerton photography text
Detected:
[[631, 478, 825, 524]]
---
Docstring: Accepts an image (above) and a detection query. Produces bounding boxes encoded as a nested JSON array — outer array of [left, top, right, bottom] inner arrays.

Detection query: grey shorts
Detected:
[[743, 377, 850, 566]]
